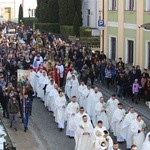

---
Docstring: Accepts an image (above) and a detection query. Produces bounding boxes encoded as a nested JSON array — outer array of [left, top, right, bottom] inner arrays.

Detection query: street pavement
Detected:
[[2, 82, 150, 150]]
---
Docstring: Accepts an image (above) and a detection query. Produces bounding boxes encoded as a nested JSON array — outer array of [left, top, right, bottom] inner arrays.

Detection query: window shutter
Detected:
[[146, 0, 148, 11], [108, 36, 112, 59], [132, 0, 135, 10], [125, 39, 128, 64], [109, 0, 112, 10], [112, 0, 116, 10], [146, 0, 150, 11], [126, 0, 129, 10], [145, 42, 148, 69]]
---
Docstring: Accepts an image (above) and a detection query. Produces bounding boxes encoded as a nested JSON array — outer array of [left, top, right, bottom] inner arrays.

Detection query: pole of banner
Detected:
[[102, 0, 104, 51]]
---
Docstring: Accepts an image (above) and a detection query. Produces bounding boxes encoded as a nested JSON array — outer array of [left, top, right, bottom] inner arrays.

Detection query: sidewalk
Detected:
[[1, 114, 41, 150]]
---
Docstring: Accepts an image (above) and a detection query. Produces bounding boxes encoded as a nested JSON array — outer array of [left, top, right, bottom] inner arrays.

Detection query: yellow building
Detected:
[[100, 0, 150, 69]]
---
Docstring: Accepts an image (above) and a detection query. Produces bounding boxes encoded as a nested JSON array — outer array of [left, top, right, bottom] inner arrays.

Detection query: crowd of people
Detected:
[[0, 23, 149, 150]]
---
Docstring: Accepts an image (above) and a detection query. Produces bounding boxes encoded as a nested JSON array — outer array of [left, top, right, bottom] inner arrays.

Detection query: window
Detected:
[[87, 9, 90, 26], [128, 40, 134, 64], [111, 37, 116, 60], [87, 9, 90, 15], [31, 9, 35, 17], [146, 0, 150, 11], [109, 0, 117, 11], [126, 0, 135, 11]]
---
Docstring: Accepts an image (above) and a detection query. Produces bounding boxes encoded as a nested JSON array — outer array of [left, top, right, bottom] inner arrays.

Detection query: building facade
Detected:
[[101, 0, 150, 69], [82, 0, 101, 28], [0, 0, 37, 23]]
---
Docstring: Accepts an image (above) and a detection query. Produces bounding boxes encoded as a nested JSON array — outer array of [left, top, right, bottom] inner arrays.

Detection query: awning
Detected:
[[141, 23, 150, 30]]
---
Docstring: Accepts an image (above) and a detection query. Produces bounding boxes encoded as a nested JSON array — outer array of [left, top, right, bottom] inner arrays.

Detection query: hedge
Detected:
[[80, 27, 92, 37], [22, 17, 38, 28], [35, 23, 60, 33], [60, 25, 73, 36]]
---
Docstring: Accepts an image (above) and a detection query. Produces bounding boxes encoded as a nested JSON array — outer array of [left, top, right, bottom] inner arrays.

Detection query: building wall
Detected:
[[102, 0, 150, 69], [82, 0, 101, 28], [0, 0, 37, 23], [23, 0, 37, 18]]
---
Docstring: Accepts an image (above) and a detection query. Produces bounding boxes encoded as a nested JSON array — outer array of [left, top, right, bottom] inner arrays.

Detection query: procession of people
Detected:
[[0, 23, 149, 150]]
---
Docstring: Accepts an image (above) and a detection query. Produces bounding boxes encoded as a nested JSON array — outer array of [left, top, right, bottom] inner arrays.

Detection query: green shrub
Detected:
[[22, 17, 38, 28], [60, 25, 73, 36], [35, 23, 60, 33], [80, 27, 92, 37]]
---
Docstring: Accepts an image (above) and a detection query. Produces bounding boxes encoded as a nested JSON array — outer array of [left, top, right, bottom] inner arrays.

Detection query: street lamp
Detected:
[[28, 8, 31, 18]]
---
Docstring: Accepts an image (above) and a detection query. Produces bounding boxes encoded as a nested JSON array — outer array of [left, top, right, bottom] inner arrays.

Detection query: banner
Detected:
[[17, 69, 30, 85]]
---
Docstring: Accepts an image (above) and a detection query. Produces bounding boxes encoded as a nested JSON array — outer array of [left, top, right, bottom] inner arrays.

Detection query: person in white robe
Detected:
[[65, 69, 77, 98], [66, 96, 79, 137], [130, 115, 146, 150], [142, 132, 150, 150], [74, 107, 90, 128], [75, 115, 93, 150], [86, 87, 103, 126], [78, 81, 87, 105], [81, 85, 93, 112], [66, 75, 79, 100], [92, 128, 106, 150], [32, 54, 43, 70], [111, 142, 121, 150], [111, 103, 126, 142], [92, 121, 106, 150], [44, 78, 55, 108], [106, 94, 119, 126], [54, 91, 67, 131], [29, 68, 37, 95], [38, 71, 49, 101], [93, 120, 107, 138], [95, 97, 109, 130], [120, 107, 138, 149], [36, 69, 43, 96], [103, 130, 113, 150], [48, 84, 59, 112]]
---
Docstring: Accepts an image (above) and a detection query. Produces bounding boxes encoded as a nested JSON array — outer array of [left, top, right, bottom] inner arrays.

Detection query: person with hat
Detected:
[[111, 103, 126, 143]]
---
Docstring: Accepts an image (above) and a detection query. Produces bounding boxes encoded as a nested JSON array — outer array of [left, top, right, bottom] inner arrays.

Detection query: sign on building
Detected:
[[91, 29, 100, 36], [98, 20, 105, 30]]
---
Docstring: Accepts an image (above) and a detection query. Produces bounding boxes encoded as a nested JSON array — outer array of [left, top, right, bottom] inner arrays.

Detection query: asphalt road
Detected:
[[30, 98, 75, 150]]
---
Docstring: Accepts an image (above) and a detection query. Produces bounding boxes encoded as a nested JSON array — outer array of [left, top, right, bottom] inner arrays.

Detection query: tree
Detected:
[[58, 0, 69, 25], [74, 0, 82, 26], [73, 12, 80, 36], [18, 4, 23, 24], [58, 0, 76, 25], [36, 0, 59, 23], [48, 0, 59, 23]]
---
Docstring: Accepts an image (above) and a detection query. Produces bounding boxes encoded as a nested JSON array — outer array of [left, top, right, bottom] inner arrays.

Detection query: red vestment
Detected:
[[52, 68, 60, 86]]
